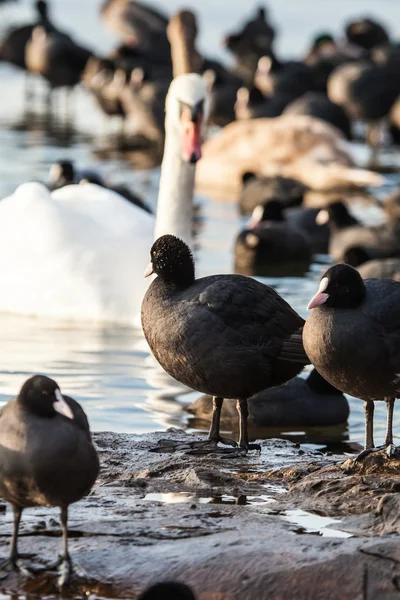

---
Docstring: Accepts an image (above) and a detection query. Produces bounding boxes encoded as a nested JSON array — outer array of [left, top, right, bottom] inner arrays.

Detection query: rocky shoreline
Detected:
[[1, 429, 400, 599]]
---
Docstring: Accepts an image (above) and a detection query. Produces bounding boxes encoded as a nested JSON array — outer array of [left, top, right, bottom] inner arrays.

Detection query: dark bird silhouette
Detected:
[[283, 92, 351, 139], [0, 376, 99, 587], [189, 368, 349, 429], [223, 7, 275, 83], [47, 160, 151, 213], [239, 174, 307, 214], [139, 582, 196, 600], [345, 18, 390, 51], [304, 264, 400, 463], [141, 235, 309, 457], [316, 201, 400, 261], [234, 201, 312, 277], [0, 1, 62, 70]]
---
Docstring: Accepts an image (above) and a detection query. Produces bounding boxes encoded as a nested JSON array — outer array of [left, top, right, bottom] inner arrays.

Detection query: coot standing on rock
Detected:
[[141, 235, 309, 457], [0, 376, 99, 587], [304, 265, 400, 462]]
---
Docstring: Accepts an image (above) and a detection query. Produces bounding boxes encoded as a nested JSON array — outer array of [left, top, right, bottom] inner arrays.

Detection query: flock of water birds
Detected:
[[0, 0, 400, 597]]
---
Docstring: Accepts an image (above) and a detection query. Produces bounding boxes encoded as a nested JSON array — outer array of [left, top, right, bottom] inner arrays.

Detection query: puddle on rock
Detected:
[[143, 492, 274, 506], [281, 509, 353, 538]]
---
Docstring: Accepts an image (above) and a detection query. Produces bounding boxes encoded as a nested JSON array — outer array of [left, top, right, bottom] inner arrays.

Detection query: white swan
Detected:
[[0, 73, 209, 324]]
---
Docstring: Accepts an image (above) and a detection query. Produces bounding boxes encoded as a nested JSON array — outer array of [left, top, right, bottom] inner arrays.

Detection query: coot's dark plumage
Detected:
[[47, 160, 151, 213], [344, 246, 400, 281], [223, 7, 275, 83], [0, 376, 99, 586], [286, 205, 330, 253], [0, 1, 59, 70], [345, 18, 390, 51], [317, 201, 400, 261], [189, 368, 349, 429], [141, 235, 309, 456], [239, 175, 307, 214], [304, 264, 400, 460], [283, 91, 351, 139], [234, 201, 312, 276], [139, 582, 196, 600], [234, 86, 292, 120]]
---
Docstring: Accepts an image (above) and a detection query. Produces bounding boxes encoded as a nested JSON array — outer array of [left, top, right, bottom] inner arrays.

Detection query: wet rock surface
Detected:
[[0, 430, 400, 599]]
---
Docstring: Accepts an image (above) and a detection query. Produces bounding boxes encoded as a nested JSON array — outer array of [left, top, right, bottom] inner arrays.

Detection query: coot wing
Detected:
[[363, 279, 400, 332], [191, 275, 305, 357], [364, 278, 400, 378], [63, 395, 92, 441]]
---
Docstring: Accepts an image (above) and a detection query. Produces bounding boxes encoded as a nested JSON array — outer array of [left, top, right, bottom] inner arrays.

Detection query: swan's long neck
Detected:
[[154, 128, 195, 250]]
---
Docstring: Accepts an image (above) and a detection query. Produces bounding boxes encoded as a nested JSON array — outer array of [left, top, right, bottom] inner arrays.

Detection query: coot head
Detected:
[[247, 200, 284, 228], [307, 264, 365, 310], [144, 235, 195, 287], [342, 245, 371, 268], [48, 160, 75, 187], [18, 375, 74, 420], [310, 32, 335, 51], [138, 581, 196, 600], [345, 18, 389, 50], [316, 201, 358, 229]]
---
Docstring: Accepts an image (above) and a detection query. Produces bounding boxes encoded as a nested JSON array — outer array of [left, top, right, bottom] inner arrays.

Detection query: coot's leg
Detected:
[[191, 398, 261, 458], [237, 398, 261, 454], [0, 506, 35, 578], [150, 396, 237, 454], [352, 399, 397, 464], [383, 397, 396, 457], [351, 400, 375, 463], [45, 506, 87, 588]]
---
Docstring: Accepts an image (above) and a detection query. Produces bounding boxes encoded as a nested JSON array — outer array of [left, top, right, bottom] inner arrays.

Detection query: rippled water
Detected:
[[0, 0, 398, 447]]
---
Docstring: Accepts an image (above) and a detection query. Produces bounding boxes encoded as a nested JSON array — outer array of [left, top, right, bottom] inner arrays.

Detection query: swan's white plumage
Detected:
[[0, 182, 153, 323], [0, 73, 209, 325]]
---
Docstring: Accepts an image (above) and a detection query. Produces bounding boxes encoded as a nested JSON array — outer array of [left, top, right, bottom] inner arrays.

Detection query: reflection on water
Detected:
[[0, 0, 397, 447], [143, 492, 275, 505]]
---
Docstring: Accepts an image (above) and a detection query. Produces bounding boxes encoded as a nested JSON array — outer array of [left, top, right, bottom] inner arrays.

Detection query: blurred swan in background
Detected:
[[0, 73, 209, 324]]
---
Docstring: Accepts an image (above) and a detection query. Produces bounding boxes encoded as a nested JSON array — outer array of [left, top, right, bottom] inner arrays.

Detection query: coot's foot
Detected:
[[354, 443, 398, 463], [0, 556, 36, 579], [188, 442, 261, 458], [46, 555, 87, 588], [149, 435, 238, 454], [344, 443, 398, 472]]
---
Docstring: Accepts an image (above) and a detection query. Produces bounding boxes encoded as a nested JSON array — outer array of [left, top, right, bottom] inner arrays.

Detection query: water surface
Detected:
[[0, 0, 397, 447]]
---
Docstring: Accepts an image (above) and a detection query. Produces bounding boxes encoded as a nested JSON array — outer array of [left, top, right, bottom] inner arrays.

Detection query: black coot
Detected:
[[317, 201, 400, 261], [189, 368, 349, 429], [234, 201, 312, 277], [286, 206, 330, 254], [303, 264, 400, 461], [0, 376, 99, 586], [141, 235, 309, 457], [239, 175, 307, 214], [283, 92, 351, 139], [47, 160, 151, 213], [344, 246, 400, 280]]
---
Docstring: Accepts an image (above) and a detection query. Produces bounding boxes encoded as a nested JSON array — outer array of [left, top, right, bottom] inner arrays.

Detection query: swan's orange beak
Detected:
[[180, 108, 203, 164]]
